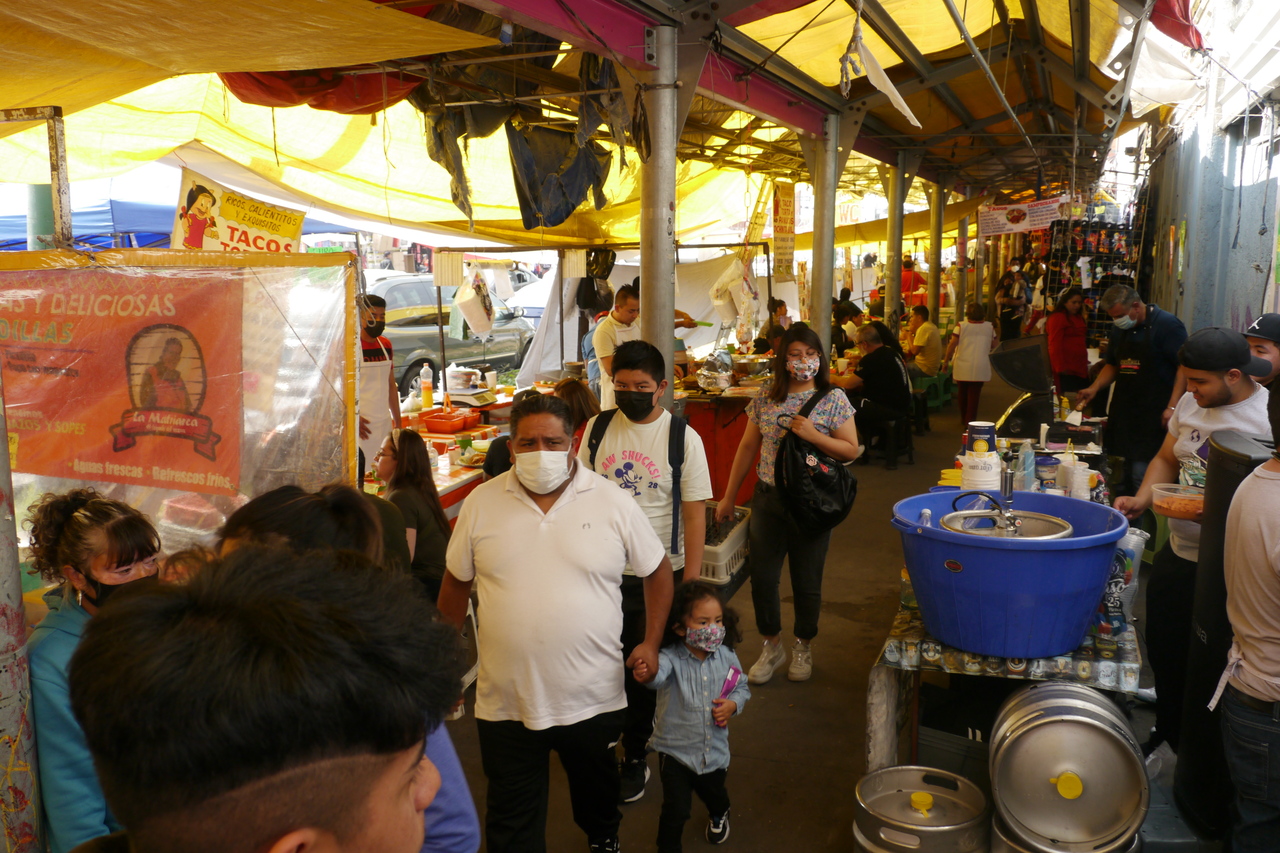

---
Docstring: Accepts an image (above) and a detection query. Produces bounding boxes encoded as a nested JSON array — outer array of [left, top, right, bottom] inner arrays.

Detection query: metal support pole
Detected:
[[640, 25, 677, 409], [810, 113, 839, 353], [886, 155, 906, 335], [972, 226, 983, 307], [0, 369, 40, 852], [927, 182, 946, 324], [957, 192, 971, 318]]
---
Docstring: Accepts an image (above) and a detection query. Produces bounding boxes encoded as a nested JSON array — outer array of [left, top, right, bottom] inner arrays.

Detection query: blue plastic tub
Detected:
[[891, 491, 1129, 658]]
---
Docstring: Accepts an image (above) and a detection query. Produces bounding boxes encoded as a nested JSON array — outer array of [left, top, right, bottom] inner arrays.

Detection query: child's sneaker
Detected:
[[706, 809, 731, 844], [747, 639, 787, 684], [618, 758, 649, 803], [788, 639, 812, 681]]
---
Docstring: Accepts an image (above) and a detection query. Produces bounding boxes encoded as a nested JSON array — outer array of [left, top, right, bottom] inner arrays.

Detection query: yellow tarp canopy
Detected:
[[0, 0, 495, 129], [0, 75, 765, 246], [738, 0, 1123, 90], [789, 195, 991, 251]]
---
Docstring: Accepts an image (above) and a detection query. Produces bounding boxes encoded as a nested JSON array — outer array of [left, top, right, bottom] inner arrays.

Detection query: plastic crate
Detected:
[[701, 501, 750, 585]]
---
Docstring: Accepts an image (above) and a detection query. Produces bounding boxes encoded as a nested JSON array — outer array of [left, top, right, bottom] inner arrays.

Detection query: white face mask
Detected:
[[513, 450, 571, 494]]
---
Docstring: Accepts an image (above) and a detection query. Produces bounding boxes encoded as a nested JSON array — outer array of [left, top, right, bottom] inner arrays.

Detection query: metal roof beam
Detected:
[[1029, 44, 1110, 111], [915, 100, 1043, 147], [848, 39, 1029, 112]]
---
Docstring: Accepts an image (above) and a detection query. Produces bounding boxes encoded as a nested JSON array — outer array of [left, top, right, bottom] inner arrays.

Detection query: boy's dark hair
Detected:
[[615, 284, 639, 306], [220, 483, 383, 566], [902, 258, 915, 270], [839, 287, 852, 302], [69, 546, 464, 852], [834, 301, 858, 323], [611, 339, 666, 384], [912, 305, 930, 321], [510, 392, 575, 439], [358, 293, 386, 312], [662, 581, 742, 650]]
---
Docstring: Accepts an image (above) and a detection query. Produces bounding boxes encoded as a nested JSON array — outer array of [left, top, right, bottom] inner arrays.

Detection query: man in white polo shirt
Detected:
[[439, 393, 674, 853], [592, 283, 642, 411]]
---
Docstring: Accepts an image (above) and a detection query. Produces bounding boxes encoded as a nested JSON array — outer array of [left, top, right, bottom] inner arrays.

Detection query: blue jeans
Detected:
[[1221, 688, 1280, 852]]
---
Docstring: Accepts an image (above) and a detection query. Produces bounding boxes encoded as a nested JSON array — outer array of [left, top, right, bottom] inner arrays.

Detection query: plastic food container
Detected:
[[1034, 456, 1060, 480], [1151, 483, 1204, 520]]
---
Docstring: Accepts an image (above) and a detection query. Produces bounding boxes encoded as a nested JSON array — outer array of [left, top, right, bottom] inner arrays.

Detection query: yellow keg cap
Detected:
[[1050, 771, 1084, 800], [910, 792, 934, 814]]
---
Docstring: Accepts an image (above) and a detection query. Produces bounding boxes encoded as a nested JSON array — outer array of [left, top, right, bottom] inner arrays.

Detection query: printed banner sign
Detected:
[[173, 168, 304, 253], [977, 195, 1067, 236], [773, 182, 795, 282], [0, 270, 243, 495]]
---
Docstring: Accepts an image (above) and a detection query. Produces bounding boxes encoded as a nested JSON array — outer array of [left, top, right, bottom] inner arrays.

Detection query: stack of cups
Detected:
[[961, 451, 1003, 491], [1060, 460, 1094, 500]]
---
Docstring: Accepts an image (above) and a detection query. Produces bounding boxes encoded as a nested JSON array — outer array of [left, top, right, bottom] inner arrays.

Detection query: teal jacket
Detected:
[[29, 589, 120, 853]]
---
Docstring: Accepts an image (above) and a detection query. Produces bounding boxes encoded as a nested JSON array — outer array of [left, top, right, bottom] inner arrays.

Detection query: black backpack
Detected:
[[774, 388, 858, 532], [587, 409, 687, 553]]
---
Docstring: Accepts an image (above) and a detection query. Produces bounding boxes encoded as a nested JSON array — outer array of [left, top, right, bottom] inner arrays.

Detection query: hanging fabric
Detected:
[[505, 123, 611, 230], [839, 0, 921, 128]]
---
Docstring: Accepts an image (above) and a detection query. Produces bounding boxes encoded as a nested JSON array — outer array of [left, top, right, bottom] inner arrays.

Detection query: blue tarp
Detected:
[[0, 197, 352, 250]]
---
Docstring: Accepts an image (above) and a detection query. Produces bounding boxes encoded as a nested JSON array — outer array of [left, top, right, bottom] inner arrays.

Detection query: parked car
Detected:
[[368, 275, 535, 395], [507, 276, 552, 327]]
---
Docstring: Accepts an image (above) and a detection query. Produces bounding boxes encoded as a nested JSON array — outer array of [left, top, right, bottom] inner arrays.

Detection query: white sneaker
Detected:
[[788, 639, 813, 681], [748, 639, 788, 684]]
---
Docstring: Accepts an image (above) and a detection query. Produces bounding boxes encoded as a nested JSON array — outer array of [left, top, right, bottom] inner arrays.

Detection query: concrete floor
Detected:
[[442, 376, 1027, 853]]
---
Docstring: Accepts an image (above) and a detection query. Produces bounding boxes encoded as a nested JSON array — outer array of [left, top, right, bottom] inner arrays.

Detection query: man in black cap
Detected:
[[1114, 327, 1274, 754], [1245, 313, 1280, 390], [1076, 285, 1187, 496]]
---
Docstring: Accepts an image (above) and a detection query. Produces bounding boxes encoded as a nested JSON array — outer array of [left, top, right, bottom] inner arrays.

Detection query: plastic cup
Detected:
[[836, 358, 849, 374]]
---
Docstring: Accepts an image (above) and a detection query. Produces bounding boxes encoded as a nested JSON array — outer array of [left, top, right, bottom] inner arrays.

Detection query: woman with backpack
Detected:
[[713, 324, 860, 686]]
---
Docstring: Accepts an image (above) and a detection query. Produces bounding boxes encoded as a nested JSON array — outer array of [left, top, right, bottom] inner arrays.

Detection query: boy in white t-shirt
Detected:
[[579, 339, 714, 805], [1115, 327, 1274, 754]]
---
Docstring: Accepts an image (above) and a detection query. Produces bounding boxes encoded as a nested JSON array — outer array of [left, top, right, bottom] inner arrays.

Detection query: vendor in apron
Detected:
[[1075, 284, 1187, 496], [358, 294, 402, 485]]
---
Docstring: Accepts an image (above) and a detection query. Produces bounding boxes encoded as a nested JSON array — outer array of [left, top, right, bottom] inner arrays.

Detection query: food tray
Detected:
[[701, 501, 750, 585], [1151, 483, 1204, 520]]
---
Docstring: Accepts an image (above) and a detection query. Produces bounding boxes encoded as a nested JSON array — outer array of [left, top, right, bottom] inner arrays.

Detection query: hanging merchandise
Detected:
[[505, 123, 611, 230], [453, 271, 494, 337]]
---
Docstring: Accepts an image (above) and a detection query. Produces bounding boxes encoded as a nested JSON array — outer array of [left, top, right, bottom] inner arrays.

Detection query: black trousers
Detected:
[[621, 575, 658, 763], [853, 398, 908, 440], [749, 482, 832, 640], [1145, 543, 1197, 752], [657, 753, 730, 853], [476, 710, 625, 852]]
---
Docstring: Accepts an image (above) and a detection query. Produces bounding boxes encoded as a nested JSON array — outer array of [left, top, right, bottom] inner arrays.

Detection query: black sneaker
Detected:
[[706, 809, 731, 844], [618, 758, 650, 803], [588, 837, 620, 853]]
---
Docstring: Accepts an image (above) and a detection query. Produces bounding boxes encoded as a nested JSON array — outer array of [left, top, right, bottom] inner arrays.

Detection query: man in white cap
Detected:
[[1114, 327, 1274, 755]]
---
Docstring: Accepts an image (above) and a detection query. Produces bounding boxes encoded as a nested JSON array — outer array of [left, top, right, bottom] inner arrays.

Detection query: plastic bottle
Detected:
[[1016, 440, 1035, 491]]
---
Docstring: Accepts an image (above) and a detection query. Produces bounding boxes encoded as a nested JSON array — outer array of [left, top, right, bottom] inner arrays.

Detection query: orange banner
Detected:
[[1, 269, 243, 495]]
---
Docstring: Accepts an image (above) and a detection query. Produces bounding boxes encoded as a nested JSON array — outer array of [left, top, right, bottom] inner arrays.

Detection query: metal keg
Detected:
[[990, 683, 1148, 853], [991, 815, 1142, 853], [854, 766, 989, 853]]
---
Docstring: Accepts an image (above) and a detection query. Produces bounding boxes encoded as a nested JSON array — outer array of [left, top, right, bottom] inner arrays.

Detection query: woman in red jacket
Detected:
[[1046, 286, 1090, 393]]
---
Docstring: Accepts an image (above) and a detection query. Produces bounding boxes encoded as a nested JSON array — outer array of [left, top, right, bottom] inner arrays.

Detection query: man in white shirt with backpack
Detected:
[[579, 339, 714, 805]]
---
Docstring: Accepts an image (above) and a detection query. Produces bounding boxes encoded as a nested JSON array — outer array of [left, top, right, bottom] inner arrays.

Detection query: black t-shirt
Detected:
[[855, 346, 912, 415], [386, 487, 450, 583]]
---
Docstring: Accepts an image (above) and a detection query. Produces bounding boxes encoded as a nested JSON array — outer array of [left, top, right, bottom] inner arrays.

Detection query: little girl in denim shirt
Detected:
[[634, 581, 751, 852]]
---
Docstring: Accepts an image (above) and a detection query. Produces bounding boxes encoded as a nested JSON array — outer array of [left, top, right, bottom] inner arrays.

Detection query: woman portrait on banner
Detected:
[[26, 489, 162, 853], [139, 337, 192, 411]]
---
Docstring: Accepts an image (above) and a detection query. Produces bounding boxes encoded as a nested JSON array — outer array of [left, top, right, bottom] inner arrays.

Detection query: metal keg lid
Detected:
[[991, 715, 1146, 849], [857, 766, 988, 829], [940, 510, 1074, 539]]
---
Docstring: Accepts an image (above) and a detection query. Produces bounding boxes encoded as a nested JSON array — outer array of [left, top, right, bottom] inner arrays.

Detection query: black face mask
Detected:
[[87, 573, 159, 607], [365, 321, 386, 338], [615, 390, 657, 422]]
